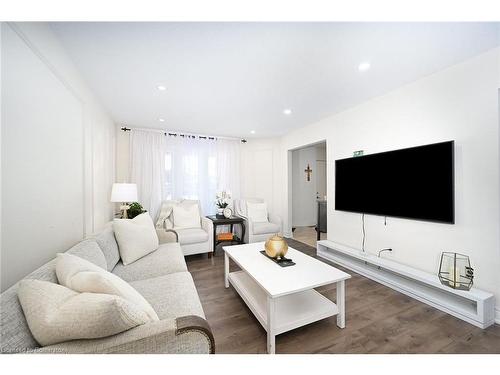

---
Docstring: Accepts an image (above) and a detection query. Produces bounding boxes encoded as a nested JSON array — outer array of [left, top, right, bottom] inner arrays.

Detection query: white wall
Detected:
[[240, 138, 282, 215], [276, 48, 500, 308], [1, 22, 116, 291]]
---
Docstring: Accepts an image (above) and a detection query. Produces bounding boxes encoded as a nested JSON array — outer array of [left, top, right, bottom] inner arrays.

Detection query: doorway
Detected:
[[290, 141, 327, 247]]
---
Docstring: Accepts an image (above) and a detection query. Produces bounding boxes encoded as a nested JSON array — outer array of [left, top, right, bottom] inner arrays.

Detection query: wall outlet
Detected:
[[353, 150, 364, 157]]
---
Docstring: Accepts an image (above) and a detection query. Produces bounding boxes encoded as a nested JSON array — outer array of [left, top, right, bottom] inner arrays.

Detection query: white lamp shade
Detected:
[[110, 183, 138, 203]]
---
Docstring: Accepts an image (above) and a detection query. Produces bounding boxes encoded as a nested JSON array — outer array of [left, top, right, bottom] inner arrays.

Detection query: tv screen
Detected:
[[335, 141, 454, 223]]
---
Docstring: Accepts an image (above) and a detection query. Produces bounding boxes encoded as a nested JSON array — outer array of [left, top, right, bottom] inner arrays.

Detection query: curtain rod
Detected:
[[120, 126, 247, 143]]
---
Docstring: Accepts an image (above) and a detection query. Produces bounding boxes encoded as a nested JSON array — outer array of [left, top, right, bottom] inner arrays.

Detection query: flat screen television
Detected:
[[335, 141, 454, 223]]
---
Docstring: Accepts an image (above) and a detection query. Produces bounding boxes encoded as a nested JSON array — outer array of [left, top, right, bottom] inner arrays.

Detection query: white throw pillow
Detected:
[[247, 202, 268, 222], [17, 279, 151, 346], [56, 253, 159, 321], [172, 203, 201, 229], [113, 212, 159, 265]]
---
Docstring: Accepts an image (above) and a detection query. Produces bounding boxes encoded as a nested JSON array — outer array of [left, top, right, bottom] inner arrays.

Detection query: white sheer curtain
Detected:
[[129, 130, 166, 220], [130, 129, 241, 219], [164, 136, 241, 215], [216, 139, 241, 200]]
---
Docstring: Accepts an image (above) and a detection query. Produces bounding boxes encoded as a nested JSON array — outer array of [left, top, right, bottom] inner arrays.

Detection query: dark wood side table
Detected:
[[206, 215, 245, 255]]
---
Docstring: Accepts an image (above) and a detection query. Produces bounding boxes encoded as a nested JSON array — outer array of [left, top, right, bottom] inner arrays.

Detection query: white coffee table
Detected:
[[223, 242, 351, 354]]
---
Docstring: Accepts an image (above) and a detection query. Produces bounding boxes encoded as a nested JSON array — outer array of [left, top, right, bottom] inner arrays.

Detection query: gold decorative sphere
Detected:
[[264, 234, 288, 259]]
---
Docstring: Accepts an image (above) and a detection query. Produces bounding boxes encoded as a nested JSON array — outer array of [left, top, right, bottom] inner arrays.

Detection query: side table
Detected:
[[205, 215, 245, 255]]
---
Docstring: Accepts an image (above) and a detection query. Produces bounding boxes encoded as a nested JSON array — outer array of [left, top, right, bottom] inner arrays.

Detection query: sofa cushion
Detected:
[[94, 224, 120, 271], [56, 253, 159, 321], [112, 243, 187, 282], [113, 213, 159, 265], [67, 239, 107, 270], [17, 279, 151, 346], [253, 221, 280, 235], [0, 260, 58, 353], [176, 228, 208, 245], [129, 272, 205, 320]]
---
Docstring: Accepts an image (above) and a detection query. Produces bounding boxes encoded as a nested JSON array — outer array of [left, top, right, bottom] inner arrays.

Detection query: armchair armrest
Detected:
[[201, 216, 214, 252], [246, 216, 255, 235], [36, 316, 214, 354], [156, 228, 178, 244]]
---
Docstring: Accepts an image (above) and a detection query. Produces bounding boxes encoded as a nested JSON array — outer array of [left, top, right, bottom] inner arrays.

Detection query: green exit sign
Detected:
[[353, 150, 364, 157]]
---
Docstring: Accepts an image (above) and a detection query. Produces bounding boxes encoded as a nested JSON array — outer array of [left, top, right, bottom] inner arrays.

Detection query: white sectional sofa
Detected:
[[0, 224, 214, 354]]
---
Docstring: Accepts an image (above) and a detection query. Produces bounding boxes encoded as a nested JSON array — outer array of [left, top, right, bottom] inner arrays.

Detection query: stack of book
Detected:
[[217, 233, 234, 241]]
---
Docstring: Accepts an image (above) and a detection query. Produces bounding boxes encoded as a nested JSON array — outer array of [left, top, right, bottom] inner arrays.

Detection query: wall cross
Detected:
[[304, 164, 312, 181]]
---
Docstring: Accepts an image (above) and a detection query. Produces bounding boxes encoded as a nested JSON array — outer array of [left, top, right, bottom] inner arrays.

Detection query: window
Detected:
[[163, 141, 220, 214]]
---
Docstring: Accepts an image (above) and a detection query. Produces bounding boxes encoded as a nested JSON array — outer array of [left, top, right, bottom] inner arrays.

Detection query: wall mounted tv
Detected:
[[335, 141, 454, 223]]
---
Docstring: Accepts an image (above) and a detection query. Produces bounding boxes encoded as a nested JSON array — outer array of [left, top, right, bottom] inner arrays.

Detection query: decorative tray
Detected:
[[259, 251, 296, 267]]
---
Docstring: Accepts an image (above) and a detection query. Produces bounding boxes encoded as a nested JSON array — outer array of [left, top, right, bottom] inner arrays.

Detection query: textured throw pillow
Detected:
[[113, 212, 159, 265], [56, 253, 159, 321], [17, 279, 151, 346], [173, 203, 201, 229], [247, 202, 268, 222]]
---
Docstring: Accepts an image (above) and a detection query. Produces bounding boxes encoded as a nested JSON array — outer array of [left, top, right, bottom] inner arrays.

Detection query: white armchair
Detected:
[[156, 199, 214, 257], [234, 198, 282, 243]]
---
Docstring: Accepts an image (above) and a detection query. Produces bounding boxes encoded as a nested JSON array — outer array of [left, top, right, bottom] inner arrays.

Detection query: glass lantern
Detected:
[[438, 252, 473, 291]]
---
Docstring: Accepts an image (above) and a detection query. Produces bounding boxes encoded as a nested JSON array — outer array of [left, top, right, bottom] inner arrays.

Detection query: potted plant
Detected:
[[127, 202, 147, 219], [215, 191, 231, 216]]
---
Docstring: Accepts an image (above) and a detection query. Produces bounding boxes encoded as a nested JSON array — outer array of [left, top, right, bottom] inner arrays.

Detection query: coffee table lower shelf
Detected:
[[228, 270, 339, 338]]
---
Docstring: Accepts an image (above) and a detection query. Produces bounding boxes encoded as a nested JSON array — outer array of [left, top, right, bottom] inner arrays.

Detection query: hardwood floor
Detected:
[[185, 239, 500, 354], [291, 226, 326, 247]]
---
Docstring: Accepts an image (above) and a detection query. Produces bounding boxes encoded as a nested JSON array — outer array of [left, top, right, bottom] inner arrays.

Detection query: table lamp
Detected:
[[111, 183, 138, 218]]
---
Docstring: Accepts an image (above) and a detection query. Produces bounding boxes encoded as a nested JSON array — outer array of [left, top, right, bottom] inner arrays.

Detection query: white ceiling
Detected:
[[51, 22, 500, 138]]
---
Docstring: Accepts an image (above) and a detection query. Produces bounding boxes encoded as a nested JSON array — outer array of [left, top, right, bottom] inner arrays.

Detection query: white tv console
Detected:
[[317, 240, 495, 329]]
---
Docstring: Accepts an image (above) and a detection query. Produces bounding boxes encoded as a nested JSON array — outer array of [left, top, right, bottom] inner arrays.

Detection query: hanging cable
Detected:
[[362, 213, 366, 252]]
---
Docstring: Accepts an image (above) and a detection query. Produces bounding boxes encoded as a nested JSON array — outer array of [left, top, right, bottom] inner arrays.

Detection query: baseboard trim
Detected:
[[495, 307, 500, 325]]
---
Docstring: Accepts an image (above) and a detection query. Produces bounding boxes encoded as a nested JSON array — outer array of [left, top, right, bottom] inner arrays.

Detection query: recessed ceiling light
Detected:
[[157, 85, 167, 91], [283, 108, 292, 115], [358, 62, 371, 72], [250, 130, 256, 134], [158, 118, 165, 122]]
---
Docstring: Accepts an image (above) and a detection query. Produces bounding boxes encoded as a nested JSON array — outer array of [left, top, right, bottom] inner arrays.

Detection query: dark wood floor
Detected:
[[185, 239, 500, 354]]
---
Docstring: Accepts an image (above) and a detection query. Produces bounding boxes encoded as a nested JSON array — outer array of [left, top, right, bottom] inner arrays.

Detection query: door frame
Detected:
[[286, 139, 327, 238]]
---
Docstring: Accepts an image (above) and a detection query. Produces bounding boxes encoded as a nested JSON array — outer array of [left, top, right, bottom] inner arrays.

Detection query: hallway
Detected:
[[292, 226, 326, 247]]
